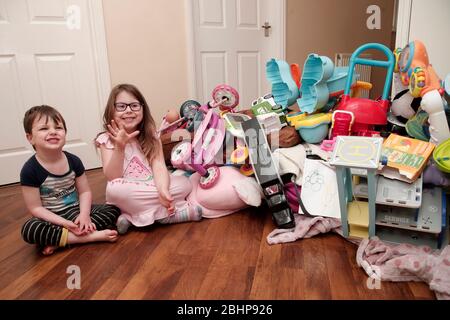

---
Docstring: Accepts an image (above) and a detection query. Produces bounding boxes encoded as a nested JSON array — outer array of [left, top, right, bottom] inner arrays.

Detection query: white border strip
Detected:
[[87, 0, 112, 118], [395, 0, 412, 48], [185, 0, 197, 99]]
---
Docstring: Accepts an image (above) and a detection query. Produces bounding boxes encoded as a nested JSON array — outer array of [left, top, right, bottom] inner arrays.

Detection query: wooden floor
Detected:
[[0, 169, 435, 300]]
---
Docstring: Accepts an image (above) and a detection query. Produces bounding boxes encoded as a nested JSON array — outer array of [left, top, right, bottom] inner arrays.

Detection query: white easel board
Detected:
[[300, 159, 341, 219]]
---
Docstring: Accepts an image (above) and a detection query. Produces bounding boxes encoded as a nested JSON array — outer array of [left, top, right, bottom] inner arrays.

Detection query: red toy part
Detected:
[[330, 110, 354, 138], [336, 95, 389, 135], [240, 163, 254, 176], [335, 43, 395, 136]]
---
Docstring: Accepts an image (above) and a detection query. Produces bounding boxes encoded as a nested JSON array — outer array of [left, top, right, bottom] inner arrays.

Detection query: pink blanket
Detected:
[[357, 237, 450, 300], [267, 214, 342, 244]]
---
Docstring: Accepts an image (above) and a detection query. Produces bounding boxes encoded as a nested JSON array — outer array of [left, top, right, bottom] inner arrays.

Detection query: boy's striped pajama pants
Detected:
[[21, 204, 121, 247]]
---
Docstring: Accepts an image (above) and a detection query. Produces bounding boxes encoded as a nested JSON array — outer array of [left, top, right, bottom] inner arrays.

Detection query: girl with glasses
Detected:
[[96, 84, 202, 234]]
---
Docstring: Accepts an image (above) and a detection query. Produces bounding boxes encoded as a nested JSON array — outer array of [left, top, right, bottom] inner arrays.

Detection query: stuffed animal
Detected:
[[187, 166, 262, 218]]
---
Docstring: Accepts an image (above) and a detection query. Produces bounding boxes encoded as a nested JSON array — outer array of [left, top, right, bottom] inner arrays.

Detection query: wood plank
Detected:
[[116, 222, 192, 299], [302, 236, 332, 299], [250, 213, 307, 299], [194, 209, 264, 299], [323, 234, 359, 300]]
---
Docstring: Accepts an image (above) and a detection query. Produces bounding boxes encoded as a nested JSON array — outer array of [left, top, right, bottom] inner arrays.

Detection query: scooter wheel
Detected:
[[180, 100, 201, 118], [171, 141, 192, 170], [212, 85, 239, 110], [199, 166, 220, 189]]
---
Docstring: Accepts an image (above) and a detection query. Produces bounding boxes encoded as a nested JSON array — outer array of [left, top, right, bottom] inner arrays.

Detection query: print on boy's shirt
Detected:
[[123, 156, 153, 181], [39, 172, 79, 211]]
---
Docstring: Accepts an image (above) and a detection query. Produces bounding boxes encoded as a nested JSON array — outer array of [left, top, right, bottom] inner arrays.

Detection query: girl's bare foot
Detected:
[[42, 245, 58, 256]]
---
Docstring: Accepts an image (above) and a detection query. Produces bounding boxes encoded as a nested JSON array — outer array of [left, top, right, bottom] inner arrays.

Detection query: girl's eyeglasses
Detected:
[[114, 102, 142, 112]]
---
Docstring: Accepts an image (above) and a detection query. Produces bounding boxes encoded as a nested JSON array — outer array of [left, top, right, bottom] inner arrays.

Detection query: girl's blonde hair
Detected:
[[102, 84, 160, 163]]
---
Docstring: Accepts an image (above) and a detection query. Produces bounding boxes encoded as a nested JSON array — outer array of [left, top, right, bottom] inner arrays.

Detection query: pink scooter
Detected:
[[171, 85, 239, 189]]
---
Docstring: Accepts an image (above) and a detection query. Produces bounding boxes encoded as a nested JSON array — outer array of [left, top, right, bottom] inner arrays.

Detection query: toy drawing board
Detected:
[[300, 159, 341, 219], [330, 136, 383, 169]]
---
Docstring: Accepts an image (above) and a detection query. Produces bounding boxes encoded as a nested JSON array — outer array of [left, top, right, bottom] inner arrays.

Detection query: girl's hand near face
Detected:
[[107, 120, 139, 150]]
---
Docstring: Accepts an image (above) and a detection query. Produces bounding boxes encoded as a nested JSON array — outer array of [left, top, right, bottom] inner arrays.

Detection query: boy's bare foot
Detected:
[[94, 229, 119, 242], [42, 245, 58, 256], [67, 229, 119, 245]]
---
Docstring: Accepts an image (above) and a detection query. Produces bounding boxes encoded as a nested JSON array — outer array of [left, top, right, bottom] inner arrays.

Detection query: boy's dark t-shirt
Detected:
[[20, 151, 85, 213]]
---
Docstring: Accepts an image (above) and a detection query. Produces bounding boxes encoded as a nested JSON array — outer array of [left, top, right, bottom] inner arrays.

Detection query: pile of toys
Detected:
[[159, 40, 450, 248]]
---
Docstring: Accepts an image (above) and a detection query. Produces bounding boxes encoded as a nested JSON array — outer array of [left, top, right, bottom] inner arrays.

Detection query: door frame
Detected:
[[184, 0, 286, 99], [394, 0, 412, 48], [86, 0, 112, 117]]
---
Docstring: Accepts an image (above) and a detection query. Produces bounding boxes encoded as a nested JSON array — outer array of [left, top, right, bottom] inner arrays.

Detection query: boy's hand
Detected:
[[64, 221, 88, 236], [159, 189, 174, 214], [107, 120, 139, 149], [75, 215, 96, 233]]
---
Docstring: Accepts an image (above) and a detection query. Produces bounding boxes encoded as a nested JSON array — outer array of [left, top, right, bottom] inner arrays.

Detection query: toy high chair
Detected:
[[171, 84, 239, 189]]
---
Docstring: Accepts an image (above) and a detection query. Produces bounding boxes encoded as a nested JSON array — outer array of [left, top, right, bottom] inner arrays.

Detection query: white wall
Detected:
[[398, 0, 450, 79], [102, 0, 189, 125]]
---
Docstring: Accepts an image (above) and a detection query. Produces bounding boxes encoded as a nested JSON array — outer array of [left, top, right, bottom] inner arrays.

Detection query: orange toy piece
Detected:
[[395, 40, 442, 98], [290, 63, 301, 89], [329, 81, 373, 98], [157, 109, 183, 137], [165, 109, 180, 123]]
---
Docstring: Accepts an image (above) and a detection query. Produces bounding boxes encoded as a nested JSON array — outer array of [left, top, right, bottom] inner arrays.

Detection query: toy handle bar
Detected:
[[344, 43, 395, 100]]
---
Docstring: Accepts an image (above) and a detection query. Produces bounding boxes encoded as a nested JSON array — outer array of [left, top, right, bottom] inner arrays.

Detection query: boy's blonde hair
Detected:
[[102, 84, 160, 163], [23, 105, 67, 134]]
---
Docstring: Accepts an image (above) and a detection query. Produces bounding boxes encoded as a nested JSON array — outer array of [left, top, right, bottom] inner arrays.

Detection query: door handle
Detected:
[[261, 22, 271, 37]]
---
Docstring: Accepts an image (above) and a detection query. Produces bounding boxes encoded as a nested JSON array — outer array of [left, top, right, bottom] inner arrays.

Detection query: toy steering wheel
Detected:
[[211, 84, 239, 111]]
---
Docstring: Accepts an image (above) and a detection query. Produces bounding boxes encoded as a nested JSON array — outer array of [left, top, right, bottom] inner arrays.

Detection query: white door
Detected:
[[0, 0, 110, 185], [189, 0, 285, 109]]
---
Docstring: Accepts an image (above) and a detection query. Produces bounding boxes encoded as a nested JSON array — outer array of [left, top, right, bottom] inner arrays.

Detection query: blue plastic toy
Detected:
[[266, 59, 299, 110], [297, 53, 355, 114]]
